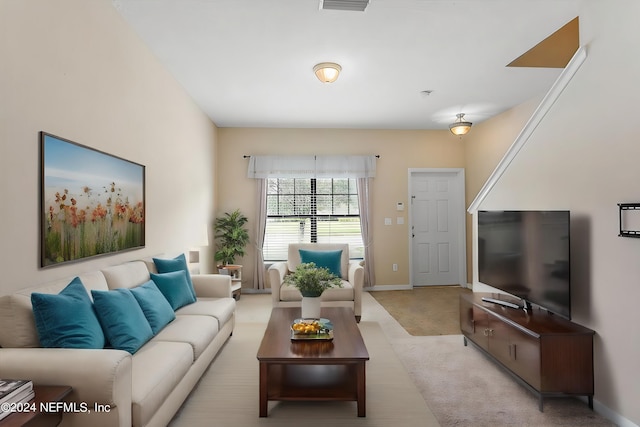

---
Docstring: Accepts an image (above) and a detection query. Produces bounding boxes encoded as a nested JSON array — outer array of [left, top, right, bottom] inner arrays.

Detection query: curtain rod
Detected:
[[243, 155, 380, 158]]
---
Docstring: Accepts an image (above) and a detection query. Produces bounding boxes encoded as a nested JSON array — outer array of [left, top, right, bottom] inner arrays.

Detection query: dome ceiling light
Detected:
[[449, 113, 472, 136], [313, 62, 342, 83]]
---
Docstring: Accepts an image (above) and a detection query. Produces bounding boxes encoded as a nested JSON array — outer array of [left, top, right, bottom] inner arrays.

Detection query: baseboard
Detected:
[[591, 398, 638, 427], [241, 288, 271, 294], [365, 284, 412, 291], [366, 283, 473, 292]]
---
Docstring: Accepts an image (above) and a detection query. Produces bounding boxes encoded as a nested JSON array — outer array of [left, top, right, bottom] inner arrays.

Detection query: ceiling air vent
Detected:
[[320, 0, 370, 12]]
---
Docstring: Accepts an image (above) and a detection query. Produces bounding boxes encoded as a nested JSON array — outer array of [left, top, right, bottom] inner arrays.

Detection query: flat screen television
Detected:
[[477, 210, 571, 319]]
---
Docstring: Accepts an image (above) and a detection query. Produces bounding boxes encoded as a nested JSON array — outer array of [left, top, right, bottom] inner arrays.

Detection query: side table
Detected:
[[220, 264, 242, 300], [1, 385, 72, 427]]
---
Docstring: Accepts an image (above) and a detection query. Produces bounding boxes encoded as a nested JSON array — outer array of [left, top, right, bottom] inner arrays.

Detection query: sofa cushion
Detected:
[[299, 249, 343, 277], [102, 261, 151, 290], [92, 288, 154, 354], [130, 280, 176, 334], [151, 315, 219, 360], [175, 297, 236, 329], [31, 277, 105, 349], [131, 340, 193, 427], [153, 254, 196, 300], [150, 271, 196, 310]]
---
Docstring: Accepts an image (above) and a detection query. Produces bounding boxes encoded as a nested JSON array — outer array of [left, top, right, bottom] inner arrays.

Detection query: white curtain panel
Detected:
[[247, 155, 376, 178], [252, 178, 267, 289], [357, 177, 376, 287]]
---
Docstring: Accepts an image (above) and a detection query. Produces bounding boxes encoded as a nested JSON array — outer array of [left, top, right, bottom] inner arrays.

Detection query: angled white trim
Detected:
[[468, 46, 587, 213]]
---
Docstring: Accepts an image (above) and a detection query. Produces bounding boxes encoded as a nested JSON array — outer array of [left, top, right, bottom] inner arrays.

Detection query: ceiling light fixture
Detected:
[[313, 62, 342, 83], [449, 113, 472, 136]]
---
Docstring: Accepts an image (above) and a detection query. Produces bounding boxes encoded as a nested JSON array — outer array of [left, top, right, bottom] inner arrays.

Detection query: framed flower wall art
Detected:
[[40, 132, 145, 267]]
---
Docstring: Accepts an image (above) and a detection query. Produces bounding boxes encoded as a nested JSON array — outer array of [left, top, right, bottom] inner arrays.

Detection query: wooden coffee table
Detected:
[[256, 307, 369, 417]]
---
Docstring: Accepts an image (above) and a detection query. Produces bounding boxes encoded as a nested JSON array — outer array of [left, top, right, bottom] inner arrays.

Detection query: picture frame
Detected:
[[40, 132, 145, 267]]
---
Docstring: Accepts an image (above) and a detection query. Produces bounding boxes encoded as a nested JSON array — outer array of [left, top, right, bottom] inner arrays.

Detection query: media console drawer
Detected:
[[459, 292, 595, 411]]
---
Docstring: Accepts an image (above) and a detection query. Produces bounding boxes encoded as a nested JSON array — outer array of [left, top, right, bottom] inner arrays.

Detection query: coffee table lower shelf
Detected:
[[259, 362, 366, 417]]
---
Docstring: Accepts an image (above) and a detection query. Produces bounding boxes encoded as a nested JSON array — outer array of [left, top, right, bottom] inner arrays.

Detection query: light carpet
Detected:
[[169, 319, 439, 427], [169, 292, 615, 427]]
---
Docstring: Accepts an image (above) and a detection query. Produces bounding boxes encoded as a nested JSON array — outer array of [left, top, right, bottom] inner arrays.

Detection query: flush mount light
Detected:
[[449, 113, 473, 136], [313, 62, 342, 83]]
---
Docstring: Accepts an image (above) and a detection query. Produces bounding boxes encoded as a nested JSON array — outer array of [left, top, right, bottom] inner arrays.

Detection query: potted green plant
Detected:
[[284, 262, 342, 318], [214, 209, 249, 273]]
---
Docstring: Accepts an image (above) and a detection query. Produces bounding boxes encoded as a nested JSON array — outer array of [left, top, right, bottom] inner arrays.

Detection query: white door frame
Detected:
[[408, 168, 467, 287]]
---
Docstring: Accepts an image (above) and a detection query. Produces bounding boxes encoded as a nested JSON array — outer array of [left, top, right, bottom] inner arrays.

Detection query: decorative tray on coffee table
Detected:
[[291, 318, 334, 341]]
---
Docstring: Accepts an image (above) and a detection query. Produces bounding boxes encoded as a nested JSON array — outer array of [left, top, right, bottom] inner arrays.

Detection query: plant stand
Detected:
[[219, 264, 242, 300]]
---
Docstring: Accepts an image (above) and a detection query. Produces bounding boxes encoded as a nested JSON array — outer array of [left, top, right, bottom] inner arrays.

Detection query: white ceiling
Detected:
[[112, 0, 584, 130]]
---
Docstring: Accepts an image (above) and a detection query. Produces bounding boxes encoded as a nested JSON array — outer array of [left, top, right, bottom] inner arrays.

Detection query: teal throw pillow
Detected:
[[130, 280, 176, 334], [31, 277, 105, 349], [150, 270, 197, 310], [299, 249, 343, 277], [91, 288, 153, 354], [153, 254, 197, 300]]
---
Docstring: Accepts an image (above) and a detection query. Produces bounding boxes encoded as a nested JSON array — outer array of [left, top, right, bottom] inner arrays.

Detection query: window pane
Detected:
[[295, 179, 311, 193], [349, 195, 359, 214], [267, 178, 278, 194], [316, 195, 332, 215], [279, 179, 295, 194], [333, 195, 349, 215], [278, 195, 294, 215], [266, 195, 279, 215], [332, 179, 349, 194], [294, 195, 311, 215], [263, 178, 364, 261], [316, 179, 332, 194]]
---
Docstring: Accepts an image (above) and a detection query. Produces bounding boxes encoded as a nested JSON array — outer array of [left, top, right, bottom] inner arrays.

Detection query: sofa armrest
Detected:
[[192, 274, 232, 298], [0, 348, 132, 415], [268, 262, 289, 307], [348, 261, 364, 318]]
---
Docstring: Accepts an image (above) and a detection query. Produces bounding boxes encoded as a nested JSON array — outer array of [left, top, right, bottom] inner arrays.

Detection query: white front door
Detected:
[[410, 169, 466, 286]]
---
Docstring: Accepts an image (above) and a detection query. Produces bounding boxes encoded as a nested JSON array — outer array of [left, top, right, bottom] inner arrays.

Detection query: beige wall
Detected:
[[217, 128, 465, 288], [0, 0, 218, 295], [2, 0, 636, 424], [473, 1, 640, 425], [462, 95, 543, 282]]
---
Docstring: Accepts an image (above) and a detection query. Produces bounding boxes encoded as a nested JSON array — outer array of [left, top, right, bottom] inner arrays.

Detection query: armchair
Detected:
[[268, 243, 363, 322]]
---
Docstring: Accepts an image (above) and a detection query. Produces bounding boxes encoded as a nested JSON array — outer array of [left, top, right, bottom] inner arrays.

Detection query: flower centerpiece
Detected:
[[284, 262, 343, 318]]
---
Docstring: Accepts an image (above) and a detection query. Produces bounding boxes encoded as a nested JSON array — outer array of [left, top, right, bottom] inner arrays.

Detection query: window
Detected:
[[264, 178, 364, 261]]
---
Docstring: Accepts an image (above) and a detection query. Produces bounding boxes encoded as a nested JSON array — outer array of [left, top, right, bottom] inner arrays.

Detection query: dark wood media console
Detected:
[[459, 292, 595, 411]]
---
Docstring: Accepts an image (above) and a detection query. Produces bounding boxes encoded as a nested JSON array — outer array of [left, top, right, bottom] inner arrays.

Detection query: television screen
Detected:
[[478, 210, 571, 319]]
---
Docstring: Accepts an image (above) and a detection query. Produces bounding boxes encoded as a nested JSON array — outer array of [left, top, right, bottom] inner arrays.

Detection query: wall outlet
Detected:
[[392, 263, 398, 272]]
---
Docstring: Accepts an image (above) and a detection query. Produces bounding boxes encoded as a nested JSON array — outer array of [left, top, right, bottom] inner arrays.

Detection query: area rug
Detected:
[[391, 333, 615, 427], [169, 320, 440, 427], [370, 285, 472, 336]]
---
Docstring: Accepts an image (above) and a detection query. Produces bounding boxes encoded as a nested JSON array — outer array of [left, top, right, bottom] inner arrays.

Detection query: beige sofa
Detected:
[[0, 256, 235, 427], [268, 243, 363, 321]]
